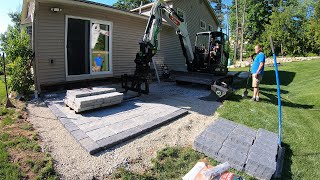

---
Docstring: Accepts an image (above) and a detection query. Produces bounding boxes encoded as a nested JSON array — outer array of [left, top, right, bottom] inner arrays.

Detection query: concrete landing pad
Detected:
[[45, 96, 188, 155], [194, 118, 278, 180]]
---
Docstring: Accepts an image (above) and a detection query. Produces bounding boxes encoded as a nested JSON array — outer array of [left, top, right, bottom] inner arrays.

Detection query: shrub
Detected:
[[1, 27, 33, 95]]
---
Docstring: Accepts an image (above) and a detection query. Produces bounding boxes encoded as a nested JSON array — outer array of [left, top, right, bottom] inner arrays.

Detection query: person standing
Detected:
[[251, 44, 265, 101], [93, 53, 104, 72]]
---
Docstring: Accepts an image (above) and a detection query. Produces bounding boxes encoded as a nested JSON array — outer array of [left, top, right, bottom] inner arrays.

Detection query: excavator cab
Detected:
[[193, 31, 229, 75]]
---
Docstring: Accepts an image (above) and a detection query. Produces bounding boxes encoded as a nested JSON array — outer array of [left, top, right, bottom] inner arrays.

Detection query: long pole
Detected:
[[2, 53, 15, 108], [226, 5, 230, 38], [234, 0, 239, 62], [239, 0, 246, 62], [2, 53, 9, 99], [270, 36, 282, 146]]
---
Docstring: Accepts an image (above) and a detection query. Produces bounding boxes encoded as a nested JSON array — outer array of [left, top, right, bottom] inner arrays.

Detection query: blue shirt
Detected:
[[95, 57, 103, 67], [251, 52, 265, 75]]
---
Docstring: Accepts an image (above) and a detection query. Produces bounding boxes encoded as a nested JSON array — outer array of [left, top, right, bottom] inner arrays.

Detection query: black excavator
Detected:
[[121, 0, 235, 99]]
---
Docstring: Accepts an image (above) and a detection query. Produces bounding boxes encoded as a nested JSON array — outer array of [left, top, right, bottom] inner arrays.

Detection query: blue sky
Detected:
[[0, 0, 117, 34]]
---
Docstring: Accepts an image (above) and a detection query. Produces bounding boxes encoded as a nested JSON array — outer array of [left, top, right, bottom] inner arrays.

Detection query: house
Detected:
[[21, 0, 219, 93]]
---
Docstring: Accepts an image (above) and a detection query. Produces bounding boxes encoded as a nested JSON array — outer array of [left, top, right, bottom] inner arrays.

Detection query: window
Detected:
[[200, 20, 206, 30], [26, 26, 32, 36], [26, 26, 32, 46], [208, 25, 213, 32], [177, 8, 185, 21], [65, 16, 112, 77], [91, 22, 111, 73]]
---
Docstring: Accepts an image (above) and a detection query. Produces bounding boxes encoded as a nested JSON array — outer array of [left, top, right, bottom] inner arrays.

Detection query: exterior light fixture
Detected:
[[51, 7, 62, 12]]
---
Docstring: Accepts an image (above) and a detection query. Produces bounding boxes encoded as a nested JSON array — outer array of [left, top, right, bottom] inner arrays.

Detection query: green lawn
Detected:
[[114, 59, 320, 180], [219, 59, 320, 179], [0, 76, 57, 179]]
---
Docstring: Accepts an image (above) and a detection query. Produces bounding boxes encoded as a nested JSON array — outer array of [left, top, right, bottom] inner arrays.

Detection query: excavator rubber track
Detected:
[[170, 70, 240, 100]]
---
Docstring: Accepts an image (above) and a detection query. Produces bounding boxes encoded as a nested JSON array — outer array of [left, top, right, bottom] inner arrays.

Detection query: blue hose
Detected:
[[273, 54, 282, 146], [270, 36, 283, 146]]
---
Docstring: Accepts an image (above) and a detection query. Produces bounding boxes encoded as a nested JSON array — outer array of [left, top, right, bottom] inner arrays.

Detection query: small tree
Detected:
[[1, 26, 33, 95]]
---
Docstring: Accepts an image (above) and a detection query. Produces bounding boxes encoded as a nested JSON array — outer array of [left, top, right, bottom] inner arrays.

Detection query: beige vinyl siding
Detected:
[[36, 2, 151, 86], [172, 0, 218, 45], [152, 25, 186, 73]]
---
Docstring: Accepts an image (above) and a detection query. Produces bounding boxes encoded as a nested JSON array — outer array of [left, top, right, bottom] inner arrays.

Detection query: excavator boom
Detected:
[[121, 0, 195, 94]]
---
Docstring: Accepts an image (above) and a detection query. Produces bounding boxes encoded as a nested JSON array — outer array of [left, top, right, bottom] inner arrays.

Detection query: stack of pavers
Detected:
[[193, 118, 277, 180], [64, 86, 123, 113], [245, 129, 278, 179]]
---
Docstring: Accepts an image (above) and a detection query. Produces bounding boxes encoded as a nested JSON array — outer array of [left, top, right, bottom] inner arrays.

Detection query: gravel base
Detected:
[[27, 82, 221, 179]]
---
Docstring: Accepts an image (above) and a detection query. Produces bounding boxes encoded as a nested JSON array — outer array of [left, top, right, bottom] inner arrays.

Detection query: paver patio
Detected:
[[45, 94, 188, 154]]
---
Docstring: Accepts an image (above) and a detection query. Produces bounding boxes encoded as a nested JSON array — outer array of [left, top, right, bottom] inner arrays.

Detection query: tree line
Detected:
[[229, 0, 320, 58]]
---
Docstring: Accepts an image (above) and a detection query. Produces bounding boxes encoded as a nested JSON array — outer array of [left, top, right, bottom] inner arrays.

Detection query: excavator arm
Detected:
[[122, 0, 195, 94]]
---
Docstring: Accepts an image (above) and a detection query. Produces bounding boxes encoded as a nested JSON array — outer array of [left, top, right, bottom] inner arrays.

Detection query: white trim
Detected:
[[200, 20, 206, 30], [66, 73, 114, 81], [65, 15, 113, 80], [208, 24, 213, 31], [65, 15, 68, 79], [91, 20, 113, 75], [40, 0, 149, 20]]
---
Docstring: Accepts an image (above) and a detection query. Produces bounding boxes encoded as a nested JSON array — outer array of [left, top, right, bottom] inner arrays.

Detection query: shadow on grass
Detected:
[[229, 70, 314, 109], [259, 87, 289, 95], [281, 143, 293, 180], [225, 91, 314, 109], [233, 70, 296, 90], [259, 91, 314, 109], [262, 70, 296, 86]]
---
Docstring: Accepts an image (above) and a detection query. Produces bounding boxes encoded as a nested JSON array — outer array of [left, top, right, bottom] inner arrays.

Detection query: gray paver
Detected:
[[141, 109, 188, 131], [71, 129, 89, 141], [47, 91, 188, 155], [218, 145, 247, 171], [96, 126, 139, 149], [257, 128, 278, 141], [79, 137, 101, 155], [70, 117, 99, 125], [108, 119, 139, 134], [245, 151, 276, 180], [233, 124, 257, 138], [215, 118, 238, 129], [96, 109, 188, 150], [251, 139, 278, 156], [223, 138, 250, 154], [65, 89, 123, 113], [59, 118, 72, 125], [66, 87, 116, 99], [86, 127, 115, 141], [193, 119, 279, 180], [64, 123, 79, 132], [227, 131, 255, 147], [78, 120, 112, 133]]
